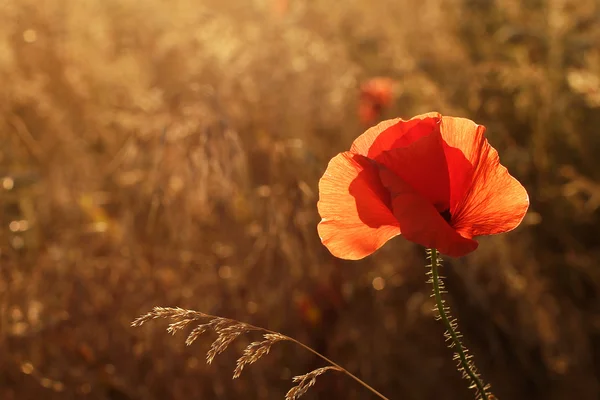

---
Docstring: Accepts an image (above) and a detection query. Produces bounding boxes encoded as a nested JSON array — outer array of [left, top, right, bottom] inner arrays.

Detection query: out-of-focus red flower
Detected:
[[317, 112, 529, 259], [358, 77, 396, 126], [270, 0, 289, 19], [295, 267, 345, 327]]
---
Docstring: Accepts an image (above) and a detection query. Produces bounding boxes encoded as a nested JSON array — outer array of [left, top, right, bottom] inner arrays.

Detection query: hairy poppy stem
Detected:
[[427, 248, 494, 400]]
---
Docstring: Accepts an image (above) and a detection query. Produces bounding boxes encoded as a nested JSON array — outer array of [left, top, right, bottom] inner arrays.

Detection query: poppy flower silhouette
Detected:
[[317, 112, 529, 259]]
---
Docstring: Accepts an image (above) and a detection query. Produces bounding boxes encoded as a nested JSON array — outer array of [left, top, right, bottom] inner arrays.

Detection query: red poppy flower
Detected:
[[317, 112, 529, 259], [358, 77, 396, 126]]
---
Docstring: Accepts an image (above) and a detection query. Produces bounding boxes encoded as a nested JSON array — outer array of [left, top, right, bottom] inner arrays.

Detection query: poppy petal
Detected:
[[378, 166, 478, 257], [350, 113, 442, 158], [317, 152, 401, 260], [440, 116, 486, 212], [441, 117, 529, 237], [373, 129, 450, 212]]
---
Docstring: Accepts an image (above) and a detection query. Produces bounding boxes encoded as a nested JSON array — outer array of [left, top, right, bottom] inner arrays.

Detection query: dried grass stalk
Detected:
[[132, 307, 388, 400], [233, 333, 286, 378], [285, 366, 342, 400]]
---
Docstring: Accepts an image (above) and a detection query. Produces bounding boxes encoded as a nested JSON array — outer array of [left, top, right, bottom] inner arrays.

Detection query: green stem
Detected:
[[428, 248, 492, 400]]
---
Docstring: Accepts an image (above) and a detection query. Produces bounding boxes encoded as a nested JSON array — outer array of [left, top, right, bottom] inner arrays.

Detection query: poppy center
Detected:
[[440, 209, 452, 223]]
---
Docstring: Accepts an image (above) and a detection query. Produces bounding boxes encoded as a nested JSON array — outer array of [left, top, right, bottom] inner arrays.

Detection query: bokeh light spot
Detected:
[[2, 177, 14, 190], [20, 362, 34, 375], [218, 265, 232, 279], [23, 29, 37, 43], [52, 382, 65, 392], [372, 276, 386, 291]]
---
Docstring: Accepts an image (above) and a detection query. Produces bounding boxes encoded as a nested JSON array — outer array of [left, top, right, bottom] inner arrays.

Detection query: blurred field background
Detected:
[[1, 0, 600, 399]]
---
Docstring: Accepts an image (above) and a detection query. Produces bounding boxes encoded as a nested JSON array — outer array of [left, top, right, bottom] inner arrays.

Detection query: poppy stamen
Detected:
[[440, 209, 452, 223]]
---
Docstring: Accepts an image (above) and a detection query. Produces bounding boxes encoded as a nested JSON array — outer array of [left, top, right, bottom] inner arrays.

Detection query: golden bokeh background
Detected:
[[1, 0, 600, 399]]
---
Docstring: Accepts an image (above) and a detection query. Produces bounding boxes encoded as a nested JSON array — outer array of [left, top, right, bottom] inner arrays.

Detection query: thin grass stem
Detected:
[[236, 323, 389, 400], [282, 336, 389, 400]]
